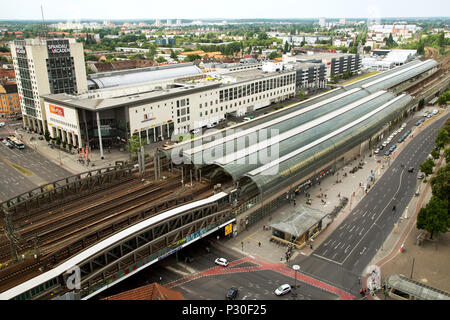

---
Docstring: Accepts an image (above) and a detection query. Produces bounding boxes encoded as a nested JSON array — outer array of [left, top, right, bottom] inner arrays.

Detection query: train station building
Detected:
[[166, 59, 440, 233]]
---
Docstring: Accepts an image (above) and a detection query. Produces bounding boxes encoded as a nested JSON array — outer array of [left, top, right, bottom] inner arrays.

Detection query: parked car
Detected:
[[206, 122, 216, 128], [274, 284, 291, 296], [226, 287, 239, 300], [214, 258, 229, 267], [401, 123, 407, 128], [408, 167, 414, 172], [384, 150, 391, 156], [378, 145, 384, 150], [374, 148, 380, 154], [417, 172, 425, 179], [190, 128, 201, 134], [0, 122, 5, 127], [390, 144, 396, 151]]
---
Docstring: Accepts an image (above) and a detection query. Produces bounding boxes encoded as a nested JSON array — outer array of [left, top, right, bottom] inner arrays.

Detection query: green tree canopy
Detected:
[[184, 54, 201, 62], [126, 135, 145, 158], [156, 56, 167, 63], [435, 129, 449, 149], [416, 196, 449, 240], [420, 158, 435, 176], [445, 147, 450, 164], [430, 165, 450, 203]]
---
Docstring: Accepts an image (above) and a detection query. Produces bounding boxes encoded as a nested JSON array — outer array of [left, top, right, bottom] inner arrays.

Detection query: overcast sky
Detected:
[[1, 0, 449, 21]]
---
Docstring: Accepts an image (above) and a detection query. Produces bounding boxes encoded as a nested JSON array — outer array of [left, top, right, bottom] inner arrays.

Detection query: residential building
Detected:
[[284, 51, 361, 80], [10, 38, 88, 134], [0, 83, 21, 118]]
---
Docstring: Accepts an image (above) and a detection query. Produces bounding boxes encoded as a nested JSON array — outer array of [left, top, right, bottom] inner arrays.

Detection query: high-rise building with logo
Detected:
[[10, 38, 87, 134]]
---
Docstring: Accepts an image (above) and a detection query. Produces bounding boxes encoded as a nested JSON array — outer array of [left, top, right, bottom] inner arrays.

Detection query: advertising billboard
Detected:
[[49, 104, 65, 117]]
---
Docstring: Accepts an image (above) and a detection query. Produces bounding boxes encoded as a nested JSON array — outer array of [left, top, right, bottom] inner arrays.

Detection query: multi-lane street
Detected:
[[294, 112, 449, 295], [0, 121, 72, 201]]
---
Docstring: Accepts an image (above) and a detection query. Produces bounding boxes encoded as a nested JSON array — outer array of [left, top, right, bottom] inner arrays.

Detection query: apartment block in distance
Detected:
[[10, 38, 88, 134]]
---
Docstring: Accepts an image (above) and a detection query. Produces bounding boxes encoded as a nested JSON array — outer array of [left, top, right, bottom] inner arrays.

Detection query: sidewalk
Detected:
[[14, 127, 162, 175]]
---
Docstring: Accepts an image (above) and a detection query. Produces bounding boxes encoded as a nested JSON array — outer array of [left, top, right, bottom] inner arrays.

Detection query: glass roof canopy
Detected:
[[386, 274, 450, 300], [246, 94, 411, 196], [165, 59, 437, 195]]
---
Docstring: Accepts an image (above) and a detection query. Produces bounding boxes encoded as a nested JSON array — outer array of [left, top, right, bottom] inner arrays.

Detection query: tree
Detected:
[[445, 147, 450, 164], [126, 135, 145, 159], [435, 129, 449, 149], [431, 149, 440, 160], [44, 130, 50, 143], [267, 51, 279, 60], [185, 54, 201, 62], [430, 165, 450, 202], [55, 136, 61, 147], [283, 41, 290, 54], [298, 91, 305, 100], [85, 54, 98, 62], [420, 158, 435, 176], [416, 196, 449, 240], [156, 56, 167, 63], [363, 46, 371, 53], [170, 49, 177, 60], [417, 40, 425, 55]]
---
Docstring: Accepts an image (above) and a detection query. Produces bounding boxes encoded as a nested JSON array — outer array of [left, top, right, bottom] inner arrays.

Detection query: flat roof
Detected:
[[43, 82, 221, 111], [269, 205, 328, 237]]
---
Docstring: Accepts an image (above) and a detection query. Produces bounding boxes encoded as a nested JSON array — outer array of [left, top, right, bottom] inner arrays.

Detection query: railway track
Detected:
[[0, 178, 181, 262], [0, 182, 214, 293]]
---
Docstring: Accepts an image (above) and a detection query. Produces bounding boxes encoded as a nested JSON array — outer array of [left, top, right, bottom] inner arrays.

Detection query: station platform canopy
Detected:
[[386, 274, 450, 300], [269, 205, 328, 239], [165, 59, 437, 197]]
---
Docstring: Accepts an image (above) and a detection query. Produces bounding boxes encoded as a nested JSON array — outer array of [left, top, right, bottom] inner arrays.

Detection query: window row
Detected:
[[219, 74, 295, 103]]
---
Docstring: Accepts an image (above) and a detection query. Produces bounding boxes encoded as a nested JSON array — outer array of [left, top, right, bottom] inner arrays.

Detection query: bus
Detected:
[[8, 135, 25, 149]]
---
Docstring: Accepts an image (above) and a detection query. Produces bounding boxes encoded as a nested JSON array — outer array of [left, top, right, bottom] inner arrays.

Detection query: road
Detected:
[[95, 237, 344, 300], [292, 111, 449, 295], [0, 121, 73, 202]]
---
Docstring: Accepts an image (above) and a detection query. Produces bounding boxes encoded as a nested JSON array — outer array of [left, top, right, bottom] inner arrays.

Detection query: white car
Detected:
[[190, 128, 201, 134], [401, 123, 407, 128], [0, 122, 4, 127], [214, 258, 229, 267], [382, 142, 388, 147], [206, 122, 216, 128], [274, 284, 291, 296], [374, 148, 380, 154]]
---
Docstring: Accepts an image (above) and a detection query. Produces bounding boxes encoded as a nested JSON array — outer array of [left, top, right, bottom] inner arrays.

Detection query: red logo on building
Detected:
[[49, 104, 65, 117]]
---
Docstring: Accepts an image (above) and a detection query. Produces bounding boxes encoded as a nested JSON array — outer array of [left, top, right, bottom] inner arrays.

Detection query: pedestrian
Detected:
[[293, 199, 296, 206], [338, 192, 340, 198], [258, 242, 261, 247]]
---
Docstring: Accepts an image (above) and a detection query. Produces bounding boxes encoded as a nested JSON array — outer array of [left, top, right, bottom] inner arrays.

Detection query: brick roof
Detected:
[[0, 69, 15, 79], [102, 283, 184, 300], [93, 59, 154, 73]]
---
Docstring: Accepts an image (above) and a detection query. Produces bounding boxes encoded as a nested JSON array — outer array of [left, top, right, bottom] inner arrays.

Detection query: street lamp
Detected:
[[292, 264, 300, 297]]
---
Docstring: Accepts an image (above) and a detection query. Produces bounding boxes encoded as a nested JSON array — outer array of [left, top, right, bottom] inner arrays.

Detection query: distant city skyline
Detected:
[[0, 0, 449, 21]]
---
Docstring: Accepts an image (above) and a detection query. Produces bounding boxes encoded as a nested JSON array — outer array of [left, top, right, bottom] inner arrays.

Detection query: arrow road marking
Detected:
[[360, 247, 366, 255]]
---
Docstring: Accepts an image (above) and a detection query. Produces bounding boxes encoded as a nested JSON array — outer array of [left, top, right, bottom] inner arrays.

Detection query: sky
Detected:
[[0, 0, 449, 21]]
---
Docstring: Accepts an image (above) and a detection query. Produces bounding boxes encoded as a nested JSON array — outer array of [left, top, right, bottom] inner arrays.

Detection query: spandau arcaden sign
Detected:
[[47, 43, 70, 55]]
